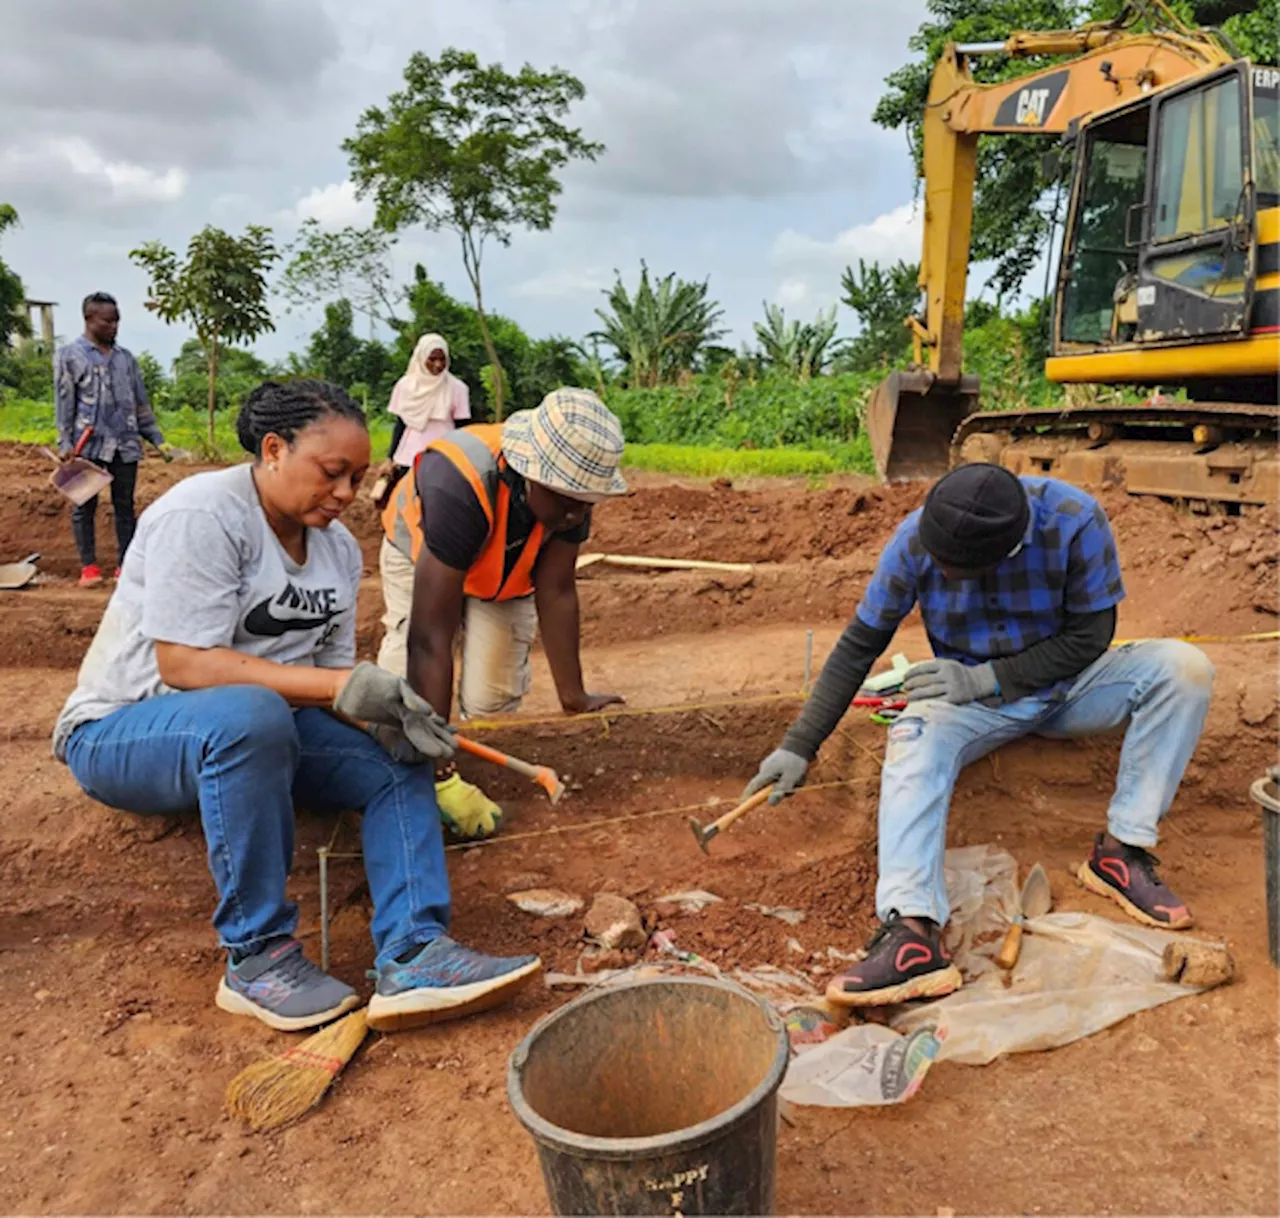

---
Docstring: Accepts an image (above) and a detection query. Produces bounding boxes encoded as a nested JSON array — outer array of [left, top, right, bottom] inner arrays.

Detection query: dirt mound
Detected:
[[587, 480, 929, 564]]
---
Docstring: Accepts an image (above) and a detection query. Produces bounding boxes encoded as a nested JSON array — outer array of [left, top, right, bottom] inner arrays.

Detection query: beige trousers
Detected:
[[377, 537, 537, 718]]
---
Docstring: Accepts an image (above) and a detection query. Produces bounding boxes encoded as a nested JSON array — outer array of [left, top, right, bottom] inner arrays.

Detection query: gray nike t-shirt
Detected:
[[53, 463, 363, 760]]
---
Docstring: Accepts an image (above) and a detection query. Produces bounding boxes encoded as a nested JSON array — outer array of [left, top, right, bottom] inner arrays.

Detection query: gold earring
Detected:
[[268, 462, 278, 472]]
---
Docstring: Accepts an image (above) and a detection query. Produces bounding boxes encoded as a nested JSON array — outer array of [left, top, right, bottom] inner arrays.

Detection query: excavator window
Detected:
[[1059, 105, 1150, 345], [1255, 72, 1280, 206]]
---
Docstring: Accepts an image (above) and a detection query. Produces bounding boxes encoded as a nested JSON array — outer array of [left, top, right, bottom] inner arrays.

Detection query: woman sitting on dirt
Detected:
[[52, 379, 539, 1033]]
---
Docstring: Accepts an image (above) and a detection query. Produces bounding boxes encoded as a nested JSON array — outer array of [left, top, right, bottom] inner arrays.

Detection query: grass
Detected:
[[0, 399, 871, 479], [621, 440, 874, 478], [0, 400, 394, 462]]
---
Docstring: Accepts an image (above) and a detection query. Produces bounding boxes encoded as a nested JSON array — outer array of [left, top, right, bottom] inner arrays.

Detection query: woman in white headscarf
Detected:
[[386, 333, 470, 467]]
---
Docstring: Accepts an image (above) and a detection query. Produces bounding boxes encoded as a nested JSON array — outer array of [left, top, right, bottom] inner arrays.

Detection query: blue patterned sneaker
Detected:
[[215, 937, 361, 1032], [366, 935, 541, 1032]]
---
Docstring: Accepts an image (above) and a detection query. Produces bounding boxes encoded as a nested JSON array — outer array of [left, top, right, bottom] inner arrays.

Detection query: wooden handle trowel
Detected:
[[995, 862, 1052, 970]]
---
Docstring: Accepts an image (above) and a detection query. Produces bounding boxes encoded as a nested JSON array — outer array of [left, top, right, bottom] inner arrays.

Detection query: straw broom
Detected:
[[226, 1007, 370, 1132]]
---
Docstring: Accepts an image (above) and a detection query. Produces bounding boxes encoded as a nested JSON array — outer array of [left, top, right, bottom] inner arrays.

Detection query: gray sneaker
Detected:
[[366, 935, 541, 1032], [216, 937, 361, 1031]]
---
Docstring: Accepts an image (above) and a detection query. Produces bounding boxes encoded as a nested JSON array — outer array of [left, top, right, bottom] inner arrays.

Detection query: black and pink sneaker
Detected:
[[826, 911, 962, 1007], [1078, 833, 1193, 929]]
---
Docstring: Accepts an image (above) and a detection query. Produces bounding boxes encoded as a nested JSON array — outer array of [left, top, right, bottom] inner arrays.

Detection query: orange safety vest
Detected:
[[381, 425, 546, 602]]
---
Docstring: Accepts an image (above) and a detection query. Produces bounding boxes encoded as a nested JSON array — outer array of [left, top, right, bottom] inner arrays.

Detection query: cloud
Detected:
[[510, 265, 614, 301], [287, 181, 375, 230], [0, 0, 341, 201], [769, 202, 922, 310]]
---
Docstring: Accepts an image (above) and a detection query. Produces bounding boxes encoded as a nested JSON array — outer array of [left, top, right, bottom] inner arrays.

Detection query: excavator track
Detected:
[[953, 402, 1280, 509]]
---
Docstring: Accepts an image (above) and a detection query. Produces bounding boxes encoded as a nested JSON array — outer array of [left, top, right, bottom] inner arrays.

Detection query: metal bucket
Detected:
[[1249, 765, 1280, 966], [866, 369, 979, 483], [508, 977, 789, 1216]]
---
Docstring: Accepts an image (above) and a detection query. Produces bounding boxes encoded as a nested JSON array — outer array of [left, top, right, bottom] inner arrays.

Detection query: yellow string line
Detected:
[[1112, 630, 1279, 646], [464, 689, 807, 733], [320, 776, 864, 859]]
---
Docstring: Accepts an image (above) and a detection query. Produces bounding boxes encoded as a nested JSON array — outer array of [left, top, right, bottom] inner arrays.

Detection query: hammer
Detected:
[[455, 735, 565, 804], [689, 787, 774, 854]]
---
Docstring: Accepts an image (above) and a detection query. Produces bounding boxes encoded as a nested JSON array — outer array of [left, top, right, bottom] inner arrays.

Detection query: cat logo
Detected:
[[1015, 87, 1052, 125]]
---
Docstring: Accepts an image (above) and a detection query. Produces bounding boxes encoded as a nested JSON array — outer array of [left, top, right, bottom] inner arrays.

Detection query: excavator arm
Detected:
[[869, 6, 1232, 481]]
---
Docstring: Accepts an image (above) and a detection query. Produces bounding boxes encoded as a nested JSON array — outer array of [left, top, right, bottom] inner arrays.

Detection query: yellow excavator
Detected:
[[869, 1, 1279, 509]]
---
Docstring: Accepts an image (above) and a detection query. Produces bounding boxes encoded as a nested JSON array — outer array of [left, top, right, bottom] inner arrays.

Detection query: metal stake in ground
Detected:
[[690, 787, 774, 854]]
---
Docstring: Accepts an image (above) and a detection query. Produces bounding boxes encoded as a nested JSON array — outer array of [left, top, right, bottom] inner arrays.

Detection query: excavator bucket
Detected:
[[867, 370, 981, 483]]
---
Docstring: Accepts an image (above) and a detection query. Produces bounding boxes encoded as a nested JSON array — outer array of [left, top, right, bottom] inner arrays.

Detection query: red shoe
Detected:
[[78, 565, 103, 588], [1078, 833, 1193, 929]]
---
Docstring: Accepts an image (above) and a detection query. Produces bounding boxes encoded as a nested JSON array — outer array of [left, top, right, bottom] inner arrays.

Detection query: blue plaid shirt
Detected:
[[856, 477, 1125, 682], [55, 336, 163, 463]]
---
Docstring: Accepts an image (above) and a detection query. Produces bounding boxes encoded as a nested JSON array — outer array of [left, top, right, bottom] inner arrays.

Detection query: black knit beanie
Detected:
[[918, 463, 1029, 570]]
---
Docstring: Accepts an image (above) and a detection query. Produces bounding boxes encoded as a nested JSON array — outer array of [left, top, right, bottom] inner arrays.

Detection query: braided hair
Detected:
[[235, 379, 366, 458]]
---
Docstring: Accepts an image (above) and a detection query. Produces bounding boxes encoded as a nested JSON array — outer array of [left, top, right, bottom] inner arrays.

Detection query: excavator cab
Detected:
[[1055, 61, 1257, 359]]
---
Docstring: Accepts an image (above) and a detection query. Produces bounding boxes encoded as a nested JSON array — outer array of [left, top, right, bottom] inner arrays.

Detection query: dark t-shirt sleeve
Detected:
[[415, 452, 592, 569], [416, 451, 491, 570], [559, 511, 591, 546], [389, 416, 406, 462]]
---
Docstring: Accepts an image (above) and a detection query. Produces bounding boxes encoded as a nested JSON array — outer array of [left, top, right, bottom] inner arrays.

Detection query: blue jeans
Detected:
[[877, 640, 1214, 925], [64, 686, 450, 966]]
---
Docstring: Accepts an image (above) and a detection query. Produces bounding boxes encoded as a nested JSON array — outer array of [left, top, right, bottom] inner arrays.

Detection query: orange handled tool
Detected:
[[689, 787, 774, 854], [454, 735, 565, 805]]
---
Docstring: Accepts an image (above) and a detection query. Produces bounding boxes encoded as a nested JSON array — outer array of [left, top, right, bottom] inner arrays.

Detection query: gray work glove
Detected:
[[368, 724, 429, 765], [743, 748, 809, 806], [903, 658, 998, 705], [334, 662, 457, 761]]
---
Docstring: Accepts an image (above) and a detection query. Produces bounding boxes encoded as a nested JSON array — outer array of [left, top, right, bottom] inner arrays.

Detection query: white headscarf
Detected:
[[390, 333, 457, 430]]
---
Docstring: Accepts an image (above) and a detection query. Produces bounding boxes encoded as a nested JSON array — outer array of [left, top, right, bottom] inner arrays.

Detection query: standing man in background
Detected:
[[56, 292, 167, 587]]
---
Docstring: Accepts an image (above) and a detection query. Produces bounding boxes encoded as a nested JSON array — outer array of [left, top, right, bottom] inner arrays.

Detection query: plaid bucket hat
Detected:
[[502, 388, 628, 502]]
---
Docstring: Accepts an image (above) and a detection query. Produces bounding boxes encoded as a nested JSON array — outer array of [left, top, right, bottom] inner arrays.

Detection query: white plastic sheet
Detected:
[[781, 844, 1216, 1106]]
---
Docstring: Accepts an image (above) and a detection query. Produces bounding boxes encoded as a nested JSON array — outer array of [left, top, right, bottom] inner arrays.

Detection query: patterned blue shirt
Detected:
[[856, 476, 1125, 676], [55, 336, 163, 463]]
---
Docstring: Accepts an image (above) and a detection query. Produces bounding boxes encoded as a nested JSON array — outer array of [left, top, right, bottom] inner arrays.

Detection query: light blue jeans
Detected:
[[877, 640, 1214, 924], [64, 686, 451, 966]]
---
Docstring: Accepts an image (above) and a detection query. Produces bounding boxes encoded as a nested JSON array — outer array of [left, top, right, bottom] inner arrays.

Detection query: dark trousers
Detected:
[[71, 456, 138, 568]]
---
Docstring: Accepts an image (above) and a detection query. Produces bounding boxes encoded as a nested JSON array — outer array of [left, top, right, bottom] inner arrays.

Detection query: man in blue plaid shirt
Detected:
[[746, 463, 1213, 1006]]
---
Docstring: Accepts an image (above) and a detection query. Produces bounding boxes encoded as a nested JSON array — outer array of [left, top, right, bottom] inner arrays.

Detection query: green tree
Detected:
[[345, 47, 603, 419], [838, 259, 921, 371], [0, 204, 27, 352], [135, 351, 169, 407], [593, 263, 726, 388], [874, 0, 1277, 301], [298, 298, 396, 407], [753, 302, 841, 381], [280, 218, 401, 329], [130, 226, 278, 445], [167, 337, 272, 415]]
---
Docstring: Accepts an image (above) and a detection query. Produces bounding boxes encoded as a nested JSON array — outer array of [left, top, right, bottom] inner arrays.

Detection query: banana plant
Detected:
[[753, 302, 841, 381], [592, 262, 726, 387]]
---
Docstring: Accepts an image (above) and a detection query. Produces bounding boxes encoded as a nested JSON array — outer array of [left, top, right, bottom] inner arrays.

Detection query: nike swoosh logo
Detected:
[[243, 597, 337, 638]]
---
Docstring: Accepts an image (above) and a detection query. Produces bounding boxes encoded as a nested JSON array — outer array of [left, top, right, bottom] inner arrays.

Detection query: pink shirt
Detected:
[[391, 378, 471, 466]]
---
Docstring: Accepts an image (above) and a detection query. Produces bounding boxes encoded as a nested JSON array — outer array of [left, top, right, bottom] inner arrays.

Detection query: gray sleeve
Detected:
[[991, 607, 1116, 702], [54, 347, 76, 450], [138, 510, 245, 649], [781, 616, 896, 761], [313, 537, 363, 669]]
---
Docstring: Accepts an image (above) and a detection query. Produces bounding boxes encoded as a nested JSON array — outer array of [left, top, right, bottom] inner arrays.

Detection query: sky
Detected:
[[0, 0, 939, 367]]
